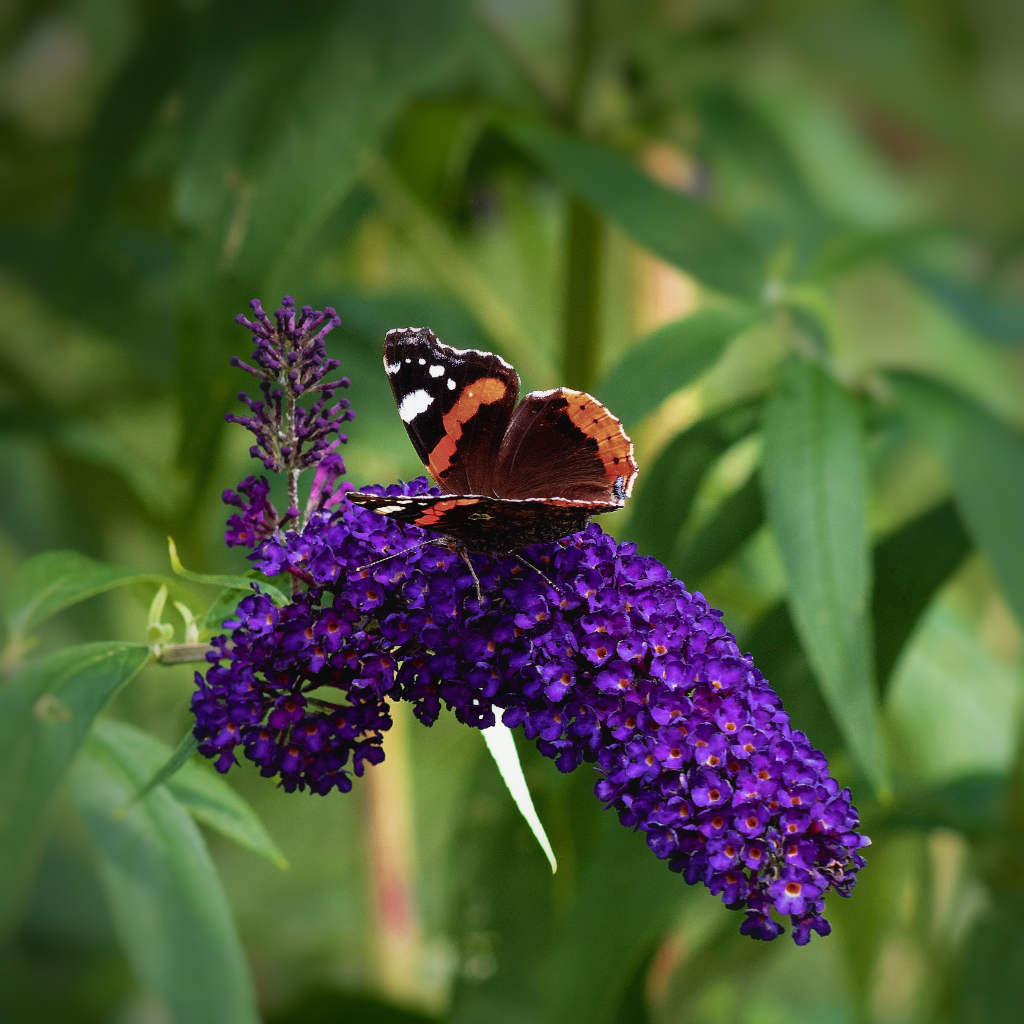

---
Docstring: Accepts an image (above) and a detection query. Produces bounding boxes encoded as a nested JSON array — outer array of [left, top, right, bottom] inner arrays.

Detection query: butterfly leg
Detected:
[[513, 553, 563, 597], [457, 548, 484, 604]]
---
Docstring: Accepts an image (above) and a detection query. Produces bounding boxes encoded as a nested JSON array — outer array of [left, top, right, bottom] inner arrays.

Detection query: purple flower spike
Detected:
[[223, 297, 354, 541], [200, 302, 869, 945], [195, 472, 870, 945]]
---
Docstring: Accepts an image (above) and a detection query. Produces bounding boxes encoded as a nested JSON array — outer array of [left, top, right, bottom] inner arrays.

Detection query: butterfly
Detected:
[[347, 328, 637, 553]]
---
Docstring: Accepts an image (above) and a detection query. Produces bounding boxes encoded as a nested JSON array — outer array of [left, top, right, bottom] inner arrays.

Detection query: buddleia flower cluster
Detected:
[[193, 297, 870, 944]]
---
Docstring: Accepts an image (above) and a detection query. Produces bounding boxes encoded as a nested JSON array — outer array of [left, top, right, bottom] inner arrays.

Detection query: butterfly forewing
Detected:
[[384, 328, 519, 495]]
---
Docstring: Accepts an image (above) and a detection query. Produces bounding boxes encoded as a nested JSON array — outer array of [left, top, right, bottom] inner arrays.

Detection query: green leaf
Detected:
[[889, 372, 1024, 629], [3, 550, 162, 641], [674, 472, 764, 583], [201, 587, 252, 634], [542, 814, 684, 1024], [70, 719, 259, 1024], [502, 118, 767, 299], [798, 224, 943, 282], [0, 642, 150, 933], [629, 399, 761, 562], [170, 756, 288, 871], [123, 729, 199, 807], [168, 538, 287, 605], [876, 773, 1005, 836], [119, 724, 287, 869], [482, 719, 556, 873], [956, 895, 1024, 1023], [872, 500, 971, 694], [595, 308, 761, 428], [762, 357, 888, 793], [902, 261, 1024, 345], [176, 0, 468, 286]]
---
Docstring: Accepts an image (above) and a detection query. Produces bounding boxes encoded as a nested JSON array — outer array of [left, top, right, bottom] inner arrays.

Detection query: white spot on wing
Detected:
[[398, 389, 434, 423], [418, 357, 426, 365], [384, 360, 401, 374], [428, 364, 445, 377], [447, 378, 456, 390], [375, 504, 406, 514]]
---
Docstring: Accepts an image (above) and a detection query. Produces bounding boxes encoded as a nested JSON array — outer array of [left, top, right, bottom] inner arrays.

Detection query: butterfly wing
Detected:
[[346, 492, 595, 551], [383, 328, 519, 495], [491, 388, 638, 503]]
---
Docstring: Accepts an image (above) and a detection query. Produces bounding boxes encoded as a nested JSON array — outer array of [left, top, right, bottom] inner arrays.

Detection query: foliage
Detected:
[[1, 1, 1022, 1021]]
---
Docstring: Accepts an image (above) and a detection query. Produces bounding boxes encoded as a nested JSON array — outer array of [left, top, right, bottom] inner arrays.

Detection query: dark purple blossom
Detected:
[[195, 299, 870, 944]]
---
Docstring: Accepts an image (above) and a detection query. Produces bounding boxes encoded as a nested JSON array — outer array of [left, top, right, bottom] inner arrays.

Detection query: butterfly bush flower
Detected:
[[193, 298, 870, 944]]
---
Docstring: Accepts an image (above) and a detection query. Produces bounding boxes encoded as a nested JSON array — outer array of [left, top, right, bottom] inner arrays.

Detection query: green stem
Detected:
[[559, 0, 604, 392], [560, 199, 604, 390]]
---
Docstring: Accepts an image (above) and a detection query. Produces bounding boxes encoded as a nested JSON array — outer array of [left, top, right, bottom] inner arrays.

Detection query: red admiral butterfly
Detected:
[[348, 328, 638, 553]]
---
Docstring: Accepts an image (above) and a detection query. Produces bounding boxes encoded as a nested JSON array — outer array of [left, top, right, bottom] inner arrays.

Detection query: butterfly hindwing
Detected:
[[492, 388, 637, 502]]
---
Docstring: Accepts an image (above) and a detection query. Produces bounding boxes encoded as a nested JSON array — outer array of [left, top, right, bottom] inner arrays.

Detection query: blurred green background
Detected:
[[2, 0, 1023, 1021]]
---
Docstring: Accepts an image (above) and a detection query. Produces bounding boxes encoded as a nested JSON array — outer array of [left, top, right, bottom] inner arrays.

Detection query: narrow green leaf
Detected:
[[902, 261, 1024, 345], [630, 399, 761, 561], [503, 118, 767, 299], [175, 0, 467, 286], [201, 587, 253, 634], [875, 773, 1004, 836], [482, 718, 556, 873], [889, 372, 1024, 629], [872, 500, 971, 693], [595, 308, 760, 427], [542, 813, 686, 1024], [71, 719, 259, 1024], [957, 895, 1024, 1023], [171, 758, 289, 871], [0, 642, 150, 932], [68, 6, 188, 235], [798, 224, 943, 282], [116, 722, 287, 869], [3, 550, 162, 640], [762, 358, 888, 793], [168, 538, 287, 605], [122, 729, 199, 808], [743, 500, 972, 754], [674, 472, 764, 583]]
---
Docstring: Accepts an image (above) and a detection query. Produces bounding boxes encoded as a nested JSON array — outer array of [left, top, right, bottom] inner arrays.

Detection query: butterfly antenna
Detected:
[[355, 540, 435, 573], [513, 553, 563, 596]]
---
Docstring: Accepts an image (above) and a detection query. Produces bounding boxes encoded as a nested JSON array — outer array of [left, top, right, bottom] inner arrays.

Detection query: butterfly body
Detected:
[[348, 328, 637, 553]]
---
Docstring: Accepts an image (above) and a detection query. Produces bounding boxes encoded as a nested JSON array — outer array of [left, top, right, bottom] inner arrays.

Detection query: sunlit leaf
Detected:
[[482, 718, 556, 873], [0, 642, 149, 933], [889, 372, 1024, 629], [71, 719, 259, 1024], [762, 357, 888, 793]]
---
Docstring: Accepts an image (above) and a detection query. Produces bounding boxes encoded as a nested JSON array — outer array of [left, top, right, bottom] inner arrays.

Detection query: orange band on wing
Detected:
[[427, 376, 510, 479], [562, 392, 638, 493]]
